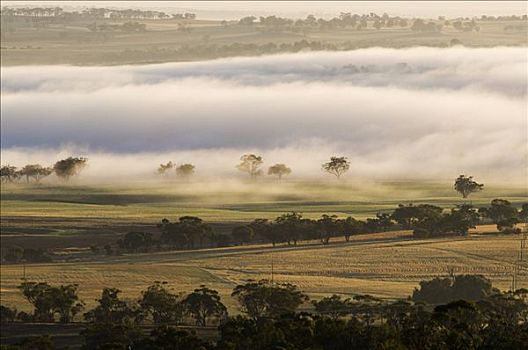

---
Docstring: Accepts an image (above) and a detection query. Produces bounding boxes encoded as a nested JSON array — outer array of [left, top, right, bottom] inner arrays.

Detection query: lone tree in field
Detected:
[[268, 163, 291, 181], [19, 164, 53, 183], [175, 163, 195, 178], [158, 161, 174, 176], [454, 175, 484, 199], [0, 165, 18, 183], [53, 157, 88, 181], [322, 156, 350, 179], [237, 154, 263, 179]]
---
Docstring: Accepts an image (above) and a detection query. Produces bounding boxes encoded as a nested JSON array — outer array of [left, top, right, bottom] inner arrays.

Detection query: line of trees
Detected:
[[3, 279, 307, 326], [1, 275, 526, 349], [3, 6, 524, 24], [237, 13, 407, 33], [111, 199, 527, 255], [87, 21, 146, 33], [235, 154, 351, 180], [5, 155, 488, 189], [155, 154, 295, 181], [2, 246, 52, 264], [2, 198, 524, 264], [2, 281, 226, 327], [239, 199, 525, 245], [237, 13, 415, 32], [0, 6, 196, 21], [234, 12, 526, 33], [0, 151, 481, 189], [0, 157, 87, 183]]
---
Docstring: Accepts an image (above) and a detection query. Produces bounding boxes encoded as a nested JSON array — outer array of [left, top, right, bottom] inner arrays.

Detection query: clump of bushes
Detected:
[[412, 274, 498, 304]]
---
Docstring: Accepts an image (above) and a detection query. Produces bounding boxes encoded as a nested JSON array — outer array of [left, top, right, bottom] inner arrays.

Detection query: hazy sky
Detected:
[[2, 47, 526, 182], [2, 1, 527, 19]]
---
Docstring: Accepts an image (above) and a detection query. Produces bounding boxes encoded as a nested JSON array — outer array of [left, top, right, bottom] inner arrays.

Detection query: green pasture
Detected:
[[1, 180, 526, 226]]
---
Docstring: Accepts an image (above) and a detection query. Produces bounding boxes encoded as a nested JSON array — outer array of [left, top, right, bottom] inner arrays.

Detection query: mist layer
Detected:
[[1, 47, 526, 181]]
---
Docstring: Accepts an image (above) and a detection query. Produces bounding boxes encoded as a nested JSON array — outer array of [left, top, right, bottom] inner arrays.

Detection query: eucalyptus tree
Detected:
[[237, 154, 263, 179], [175, 163, 195, 178], [322, 156, 350, 179], [454, 175, 484, 199], [157, 161, 174, 176], [53, 157, 88, 181], [267, 163, 291, 181], [183, 286, 227, 326], [0, 165, 17, 183], [19, 164, 53, 183]]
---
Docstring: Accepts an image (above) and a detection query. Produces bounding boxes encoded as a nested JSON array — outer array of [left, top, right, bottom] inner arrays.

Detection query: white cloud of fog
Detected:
[[1, 47, 526, 96], [1, 47, 526, 182]]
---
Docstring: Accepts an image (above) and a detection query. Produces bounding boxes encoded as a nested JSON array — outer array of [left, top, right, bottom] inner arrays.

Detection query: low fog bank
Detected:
[[1, 142, 526, 185], [1, 47, 526, 183], [2, 47, 526, 96]]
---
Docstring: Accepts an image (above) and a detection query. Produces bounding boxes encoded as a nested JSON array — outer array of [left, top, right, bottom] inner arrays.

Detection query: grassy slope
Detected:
[[1, 181, 526, 222], [1, 18, 526, 66]]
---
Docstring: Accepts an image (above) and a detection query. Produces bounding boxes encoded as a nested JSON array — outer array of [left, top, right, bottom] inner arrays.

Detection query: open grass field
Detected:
[[2, 180, 526, 217], [1, 180, 526, 237], [1, 16, 526, 65], [1, 180, 526, 249]]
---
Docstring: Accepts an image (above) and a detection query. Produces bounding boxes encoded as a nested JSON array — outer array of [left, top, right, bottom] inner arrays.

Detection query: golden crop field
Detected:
[[1, 228, 525, 315]]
